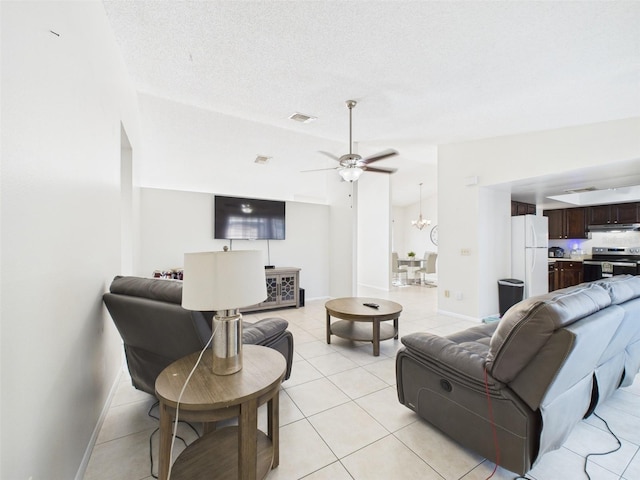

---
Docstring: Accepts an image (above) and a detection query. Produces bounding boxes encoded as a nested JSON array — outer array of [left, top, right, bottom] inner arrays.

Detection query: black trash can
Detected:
[[498, 279, 524, 317]]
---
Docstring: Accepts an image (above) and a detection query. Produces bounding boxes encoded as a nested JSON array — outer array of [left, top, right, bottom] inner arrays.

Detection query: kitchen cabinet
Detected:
[[565, 208, 588, 238], [588, 202, 639, 225], [545, 210, 564, 239], [511, 201, 536, 216], [544, 208, 588, 239], [548, 262, 557, 292], [556, 261, 582, 290], [242, 267, 300, 312]]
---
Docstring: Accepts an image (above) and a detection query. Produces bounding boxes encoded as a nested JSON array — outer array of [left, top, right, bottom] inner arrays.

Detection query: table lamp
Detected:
[[182, 250, 267, 375]]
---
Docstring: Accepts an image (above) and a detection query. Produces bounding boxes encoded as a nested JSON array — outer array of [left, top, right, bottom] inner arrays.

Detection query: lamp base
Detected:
[[212, 310, 243, 375]]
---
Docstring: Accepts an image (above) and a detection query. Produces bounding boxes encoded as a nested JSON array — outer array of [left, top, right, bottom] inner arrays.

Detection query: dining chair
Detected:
[[415, 252, 437, 287], [392, 252, 408, 286]]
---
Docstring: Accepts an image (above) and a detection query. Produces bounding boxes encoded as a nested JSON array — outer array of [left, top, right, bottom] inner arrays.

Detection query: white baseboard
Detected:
[[74, 365, 123, 480], [436, 308, 482, 323]]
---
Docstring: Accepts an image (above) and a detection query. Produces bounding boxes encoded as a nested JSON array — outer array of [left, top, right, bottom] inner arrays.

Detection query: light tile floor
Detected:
[[84, 285, 640, 480]]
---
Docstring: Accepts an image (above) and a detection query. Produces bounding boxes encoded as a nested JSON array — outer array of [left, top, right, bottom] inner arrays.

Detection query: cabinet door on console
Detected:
[[279, 274, 298, 305]]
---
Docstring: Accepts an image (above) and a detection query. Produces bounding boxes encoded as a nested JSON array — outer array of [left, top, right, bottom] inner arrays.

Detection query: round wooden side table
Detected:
[[155, 344, 286, 480]]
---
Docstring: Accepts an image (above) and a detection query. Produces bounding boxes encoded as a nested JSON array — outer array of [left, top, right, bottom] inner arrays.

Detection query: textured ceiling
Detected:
[[103, 1, 640, 206]]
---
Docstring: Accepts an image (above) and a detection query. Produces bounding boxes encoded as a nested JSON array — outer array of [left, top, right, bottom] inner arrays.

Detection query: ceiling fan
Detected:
[[303, 100, 399, 182]]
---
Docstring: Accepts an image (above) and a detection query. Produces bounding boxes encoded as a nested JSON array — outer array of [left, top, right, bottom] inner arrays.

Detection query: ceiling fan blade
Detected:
[[318, 151, 341, 162], [361, 149, 399, 165], [301, 167, 339, 173], [364, 166, 398, 174]]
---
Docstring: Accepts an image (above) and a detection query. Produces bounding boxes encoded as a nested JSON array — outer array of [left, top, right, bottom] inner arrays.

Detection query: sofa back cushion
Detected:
[[486, 284, 611, 383], [109, 275, 183, 304], [590, 275, 640, 304]]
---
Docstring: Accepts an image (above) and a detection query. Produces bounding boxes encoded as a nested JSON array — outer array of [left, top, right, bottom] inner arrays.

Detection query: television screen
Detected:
[[214, 195, 285, 240]]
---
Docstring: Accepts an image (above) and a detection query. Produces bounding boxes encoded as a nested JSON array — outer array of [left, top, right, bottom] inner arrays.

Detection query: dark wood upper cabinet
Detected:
[[565, 207, 587, 239], [588, 205, 611, 225], [545, 210, 565, 239], [544, 208, 587, 239], [511, 201, 537, 216], [588, 202, 639, 224], [614, 203, 639, 223]]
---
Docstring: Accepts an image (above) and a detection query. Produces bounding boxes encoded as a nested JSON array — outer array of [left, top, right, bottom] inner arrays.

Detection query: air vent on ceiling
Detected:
[[289, 112, 317, 123], [563, 186, 597, 194], [255, 155, 271, 165]]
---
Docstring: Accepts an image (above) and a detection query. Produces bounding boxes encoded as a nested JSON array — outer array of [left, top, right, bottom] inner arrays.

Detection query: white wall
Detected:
[[328, 181, 357, 297], [439, 118, 640, 319], [1, 2, 140, 479], [138, 93, 345, 204], [357, 173, 392, 291], [136, 94, 356, 299], [139, 188, 330, 299]]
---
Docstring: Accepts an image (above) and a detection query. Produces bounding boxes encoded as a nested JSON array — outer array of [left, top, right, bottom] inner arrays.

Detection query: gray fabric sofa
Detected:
[[396, 275, 640, 474], [103, 275, 294, 396]]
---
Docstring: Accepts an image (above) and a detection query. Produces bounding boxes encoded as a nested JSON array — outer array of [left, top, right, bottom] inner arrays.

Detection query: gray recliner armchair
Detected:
[[103, 275, 294, 396], [396, 275, 640, 474]]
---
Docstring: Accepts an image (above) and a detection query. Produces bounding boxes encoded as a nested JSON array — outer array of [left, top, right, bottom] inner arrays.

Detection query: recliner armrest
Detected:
[[401, 332, 491, 386], [243, 317, 289, 345]]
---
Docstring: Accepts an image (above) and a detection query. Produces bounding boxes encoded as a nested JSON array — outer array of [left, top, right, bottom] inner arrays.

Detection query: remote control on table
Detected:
[[363, 302, 379, 309]]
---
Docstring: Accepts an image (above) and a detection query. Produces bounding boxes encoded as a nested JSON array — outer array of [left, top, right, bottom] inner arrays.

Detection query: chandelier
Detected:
[[412, 183, 431, 230]]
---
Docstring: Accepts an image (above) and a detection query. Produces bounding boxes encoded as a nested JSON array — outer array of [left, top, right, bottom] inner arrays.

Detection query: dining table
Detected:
[[397, 258, 425, 284]]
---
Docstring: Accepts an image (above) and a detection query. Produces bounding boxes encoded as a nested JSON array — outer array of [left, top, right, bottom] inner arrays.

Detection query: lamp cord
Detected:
[[165, 324, 217, 480], [147, 401, 200, 479]]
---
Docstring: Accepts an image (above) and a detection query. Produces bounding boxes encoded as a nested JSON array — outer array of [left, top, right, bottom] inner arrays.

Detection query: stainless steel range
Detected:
[[583, 246, 640, 281]]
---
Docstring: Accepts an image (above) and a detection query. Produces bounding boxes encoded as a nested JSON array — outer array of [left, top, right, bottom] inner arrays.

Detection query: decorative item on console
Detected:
[[153, 269, 183, 280]]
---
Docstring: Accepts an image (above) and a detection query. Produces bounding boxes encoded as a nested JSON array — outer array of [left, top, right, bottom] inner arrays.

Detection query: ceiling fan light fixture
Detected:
[[339, 167, 363, 182]]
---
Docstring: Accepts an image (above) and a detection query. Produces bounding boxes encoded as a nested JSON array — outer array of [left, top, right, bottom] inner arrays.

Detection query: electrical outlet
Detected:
[[460, 248, 471, 256], [455, 291, 463, 300], [444, 290, 450, 298]]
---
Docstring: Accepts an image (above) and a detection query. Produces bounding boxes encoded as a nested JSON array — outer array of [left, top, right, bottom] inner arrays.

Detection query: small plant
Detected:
[[408, 251, 416, 258]]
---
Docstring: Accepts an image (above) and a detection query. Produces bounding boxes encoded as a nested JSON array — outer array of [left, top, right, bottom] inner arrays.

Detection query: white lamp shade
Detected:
[[182, 250, 267, 311]]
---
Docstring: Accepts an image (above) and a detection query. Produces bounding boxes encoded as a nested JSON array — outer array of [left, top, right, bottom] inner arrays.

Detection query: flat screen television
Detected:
[[214, 195, 286, 240]]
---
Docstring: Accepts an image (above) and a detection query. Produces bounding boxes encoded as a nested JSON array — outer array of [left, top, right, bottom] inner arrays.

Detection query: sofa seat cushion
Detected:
[[487, 284, 611, 383]]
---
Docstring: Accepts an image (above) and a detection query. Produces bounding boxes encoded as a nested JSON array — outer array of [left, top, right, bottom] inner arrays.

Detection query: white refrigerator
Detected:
[[511, 215, 549, 299]]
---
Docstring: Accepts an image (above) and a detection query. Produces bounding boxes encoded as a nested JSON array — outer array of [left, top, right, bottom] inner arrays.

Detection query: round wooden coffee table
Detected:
[[325, 297, 403, 356]]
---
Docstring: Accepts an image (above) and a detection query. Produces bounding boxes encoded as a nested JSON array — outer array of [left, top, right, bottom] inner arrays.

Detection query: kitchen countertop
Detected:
[[548, 257, 589, 263]]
